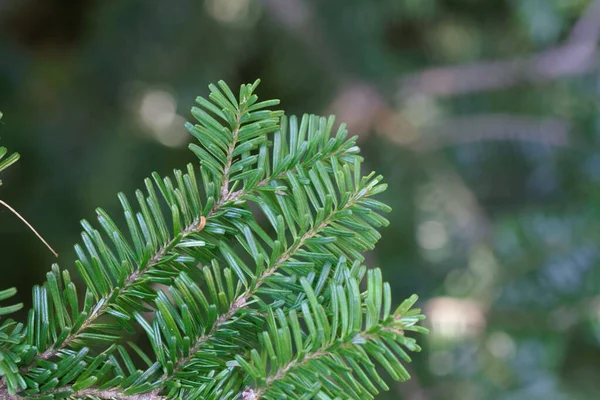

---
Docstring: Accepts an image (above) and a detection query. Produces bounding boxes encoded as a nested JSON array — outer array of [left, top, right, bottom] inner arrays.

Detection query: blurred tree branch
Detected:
[[409, 114, 570, 151], [259, 0, 566, 238], [397, 0, 600, 99], [261, 0, 577, 149], [260, 2, 510, 398], [261, 0, 571, 359]]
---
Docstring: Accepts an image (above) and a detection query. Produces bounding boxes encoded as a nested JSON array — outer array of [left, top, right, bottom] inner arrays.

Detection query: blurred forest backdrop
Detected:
[[1, 0, 600, 399]]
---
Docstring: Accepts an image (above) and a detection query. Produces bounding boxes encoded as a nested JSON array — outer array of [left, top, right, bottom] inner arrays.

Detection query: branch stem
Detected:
[[18, 387, 165, 400]]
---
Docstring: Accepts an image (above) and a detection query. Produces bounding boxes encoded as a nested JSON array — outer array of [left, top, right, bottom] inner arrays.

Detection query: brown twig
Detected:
[[25, 388, 165, 400], [0, 200, 58, 257]]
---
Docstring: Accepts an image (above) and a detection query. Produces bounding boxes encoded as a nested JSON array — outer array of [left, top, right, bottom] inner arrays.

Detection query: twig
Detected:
[[0, 200, 58, 257], [20, 387, 165, 400]]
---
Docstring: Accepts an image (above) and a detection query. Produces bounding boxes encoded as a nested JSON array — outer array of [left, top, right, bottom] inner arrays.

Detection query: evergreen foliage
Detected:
[[0, 81, 426, 399]]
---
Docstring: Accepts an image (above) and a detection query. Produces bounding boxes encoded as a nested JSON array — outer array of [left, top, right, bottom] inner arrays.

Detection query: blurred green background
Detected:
[[2, 0, 600, 398]]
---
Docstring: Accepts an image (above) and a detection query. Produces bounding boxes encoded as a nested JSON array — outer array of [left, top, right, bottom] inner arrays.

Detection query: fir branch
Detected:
[[26, 144, 364, 367], [0, 81, 426, 400], [10, 80, 283, 384], [252, 326, 407, 399], [26, 220, 202, 366], [236, 268, 427, 400], [154, 164, 388, 392], [20, 110, 355, 396], [155, 192, 361, 387]]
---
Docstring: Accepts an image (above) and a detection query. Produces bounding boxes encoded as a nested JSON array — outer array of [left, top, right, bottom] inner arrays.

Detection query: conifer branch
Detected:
[[251, 327, 406, 400], [0, 81, 426, 400], [12, 81, 280, 382], [156, 166, 388, 392], [235, 264, 426, 400], [23, 220, 202, 370], [254, 324, 409, 398]]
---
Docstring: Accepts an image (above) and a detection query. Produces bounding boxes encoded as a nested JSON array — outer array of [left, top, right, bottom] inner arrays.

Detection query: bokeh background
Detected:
[[1, 0, 600, 398]]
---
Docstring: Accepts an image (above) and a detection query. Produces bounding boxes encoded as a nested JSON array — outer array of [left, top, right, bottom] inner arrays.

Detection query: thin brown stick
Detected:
[[0, 200, 58, 257], [9, 387, 166, 400]]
